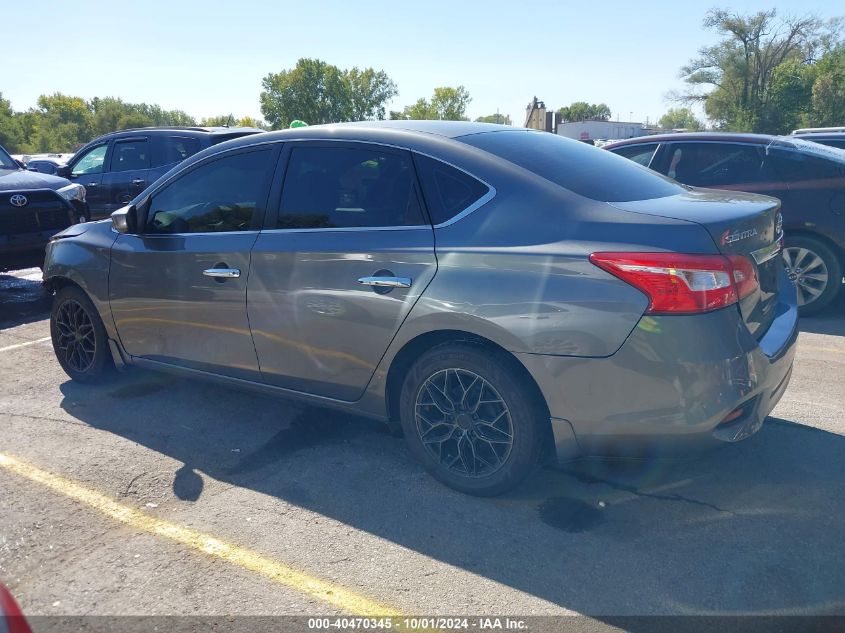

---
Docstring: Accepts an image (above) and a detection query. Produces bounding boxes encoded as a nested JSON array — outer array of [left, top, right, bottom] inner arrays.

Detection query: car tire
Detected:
[[399, 342, 544, 496], [783, 235, 842, 316], [50, 285, 114, 383]]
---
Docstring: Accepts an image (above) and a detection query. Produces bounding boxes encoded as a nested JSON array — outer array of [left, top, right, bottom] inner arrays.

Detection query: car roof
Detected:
[[94, 126, 265, 139], [604, 132, 783, 148], [789, 131, 845, 140]]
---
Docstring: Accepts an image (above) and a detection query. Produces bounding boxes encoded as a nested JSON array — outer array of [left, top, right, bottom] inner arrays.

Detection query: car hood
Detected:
[[0, 168, 70, 191]]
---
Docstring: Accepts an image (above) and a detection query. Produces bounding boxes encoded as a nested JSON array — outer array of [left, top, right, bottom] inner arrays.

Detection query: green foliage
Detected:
[[658, 107, 704, 130], [260, 58, 398, 129], [557, 102, 611, 121], [810, 48, 845, 126], [678, 8, 843, 133], [392, 86, 472, 121], [475, 113, 512, 125], [0, 93, 263, 154]]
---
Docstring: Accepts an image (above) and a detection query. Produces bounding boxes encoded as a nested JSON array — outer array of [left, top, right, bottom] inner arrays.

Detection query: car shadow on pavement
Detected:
[[0, 270, 50, 329], [59, 371, 845, 621], [799, 281, 845, 336]]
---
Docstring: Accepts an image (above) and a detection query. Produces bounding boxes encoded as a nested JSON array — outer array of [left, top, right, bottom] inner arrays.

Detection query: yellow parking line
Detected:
[[0, 452, 403, 617], [0, 336, 51, 353]]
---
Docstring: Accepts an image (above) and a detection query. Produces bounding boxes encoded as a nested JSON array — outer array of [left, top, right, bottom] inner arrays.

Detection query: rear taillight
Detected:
[[589, 252, 759, 314]]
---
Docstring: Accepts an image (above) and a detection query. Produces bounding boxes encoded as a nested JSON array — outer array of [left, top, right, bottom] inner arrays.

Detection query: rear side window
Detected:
[[111, 139, 150, 172], [414, 154, 489, 225], [663, 143, 766, 187], [610, 143, 659, 167], [461, 131, 682, 202], [766, 148, 845, 183], [161, 136, 201, 165], [146, 149, 272, 234], [278, 145, 426, 229]]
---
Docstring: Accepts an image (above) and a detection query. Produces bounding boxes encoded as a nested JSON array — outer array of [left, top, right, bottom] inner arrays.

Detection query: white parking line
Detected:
[[0, 336, 51, 353]]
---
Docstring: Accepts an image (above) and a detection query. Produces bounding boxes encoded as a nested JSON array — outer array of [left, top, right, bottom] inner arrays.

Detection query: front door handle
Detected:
[[131, 179, 145, 186], [203, 268, 241, 279], [357, 276, 412, 288]]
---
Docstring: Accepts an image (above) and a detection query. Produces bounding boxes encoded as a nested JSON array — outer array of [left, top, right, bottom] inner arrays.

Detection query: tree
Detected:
[[260, 58, 397, 129], [392, 86, 472, 121], [658, 107, 704, 130], [475, 114, 512, 125], [810, 48, 845, 126], [0, 93, 25, 151], [33, 93, 93, 151], [677, 8, 841, 132], [558, 102, 611, 121], [345, 67, 398, 122]]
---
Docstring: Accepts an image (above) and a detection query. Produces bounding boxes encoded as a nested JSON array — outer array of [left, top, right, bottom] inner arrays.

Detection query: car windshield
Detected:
[[0, 145, 19, 169]]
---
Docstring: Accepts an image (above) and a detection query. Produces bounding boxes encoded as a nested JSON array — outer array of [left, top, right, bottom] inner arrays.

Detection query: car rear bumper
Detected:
[[517, 266, 799, 462]]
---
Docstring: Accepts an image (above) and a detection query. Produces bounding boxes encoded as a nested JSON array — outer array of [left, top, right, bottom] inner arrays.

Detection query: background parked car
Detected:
[[57, 126, 264, 219], [1, 142, 88, 272], [26, 156, 68, 175], [605, 133, 845, 314], [791, 128, 845, 150]]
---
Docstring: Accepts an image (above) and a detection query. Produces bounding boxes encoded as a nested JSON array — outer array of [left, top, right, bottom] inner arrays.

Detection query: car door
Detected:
[[109, 144, 279, 380], [67, 143, 110, 217], [247, 141, 437, 401], [101, 137, 152, 214]]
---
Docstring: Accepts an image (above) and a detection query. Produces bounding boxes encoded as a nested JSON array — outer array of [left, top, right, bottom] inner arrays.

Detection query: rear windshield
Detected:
[[460, 131, 683, 202]]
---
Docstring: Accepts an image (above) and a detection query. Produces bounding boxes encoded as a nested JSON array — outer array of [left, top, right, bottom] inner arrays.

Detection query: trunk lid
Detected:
[[610, 188, 783, 338]]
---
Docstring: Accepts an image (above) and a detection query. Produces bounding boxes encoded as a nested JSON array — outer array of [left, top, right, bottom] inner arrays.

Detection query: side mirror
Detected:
[[111, 204, 138, 234], [56, 165, 71, 178]]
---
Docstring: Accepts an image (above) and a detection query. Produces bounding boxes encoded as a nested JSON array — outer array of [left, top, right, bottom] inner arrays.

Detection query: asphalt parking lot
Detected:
[[1, 267, 844, 630]]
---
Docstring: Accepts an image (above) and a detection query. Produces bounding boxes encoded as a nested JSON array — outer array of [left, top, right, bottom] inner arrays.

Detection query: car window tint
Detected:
[[162, 136, 201, 165], [71, 145, 108, 176], [414, 154, 489, 225], [666, 143, 765, 187], [146, 149, 272, 234], [610, 143, 659, 167], [460, 131, 681, 201], [278, 145, 425, 229], [111, 139, 150, 172], [766, 148, 845, 185]]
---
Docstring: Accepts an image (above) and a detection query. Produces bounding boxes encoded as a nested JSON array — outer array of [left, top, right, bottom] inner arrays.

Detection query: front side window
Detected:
[[414, 154, 489, 225], [278, 145, 426, 229], [664, 143, 765, 187], [71, 144, 108, 176], [111, 139, 150, 172], [146, 149, 272, 234], [610, 143, 659, 167]]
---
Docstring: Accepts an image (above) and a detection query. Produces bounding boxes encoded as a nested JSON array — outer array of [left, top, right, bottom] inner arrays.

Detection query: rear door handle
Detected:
[[357, 276, 412, 288], [131, 179, 145, 186], [203, 268, 241, 279]]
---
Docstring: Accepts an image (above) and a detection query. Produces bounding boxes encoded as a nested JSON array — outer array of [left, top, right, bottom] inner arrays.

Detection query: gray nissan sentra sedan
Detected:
[[42, 121, 798, 496]]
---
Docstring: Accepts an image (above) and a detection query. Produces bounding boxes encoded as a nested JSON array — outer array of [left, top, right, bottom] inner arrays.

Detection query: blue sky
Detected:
[[2, 1, 842, 126]]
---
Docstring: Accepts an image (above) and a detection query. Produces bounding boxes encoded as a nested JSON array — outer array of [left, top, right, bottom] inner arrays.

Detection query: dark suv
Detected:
[[57, 126, 263, 219], [1, 143, 87, 272], [606, 133, 845, 314]]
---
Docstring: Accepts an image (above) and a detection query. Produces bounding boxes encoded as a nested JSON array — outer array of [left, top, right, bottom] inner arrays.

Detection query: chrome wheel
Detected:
[[415, 368, 514, 477], [783, 246, 829, 307], [54, 299, 96, 373]]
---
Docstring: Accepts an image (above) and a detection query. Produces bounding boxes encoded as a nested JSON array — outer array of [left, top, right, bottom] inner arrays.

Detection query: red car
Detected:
[[606, 133, 845, 314], [0, 584, 32, 633]]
